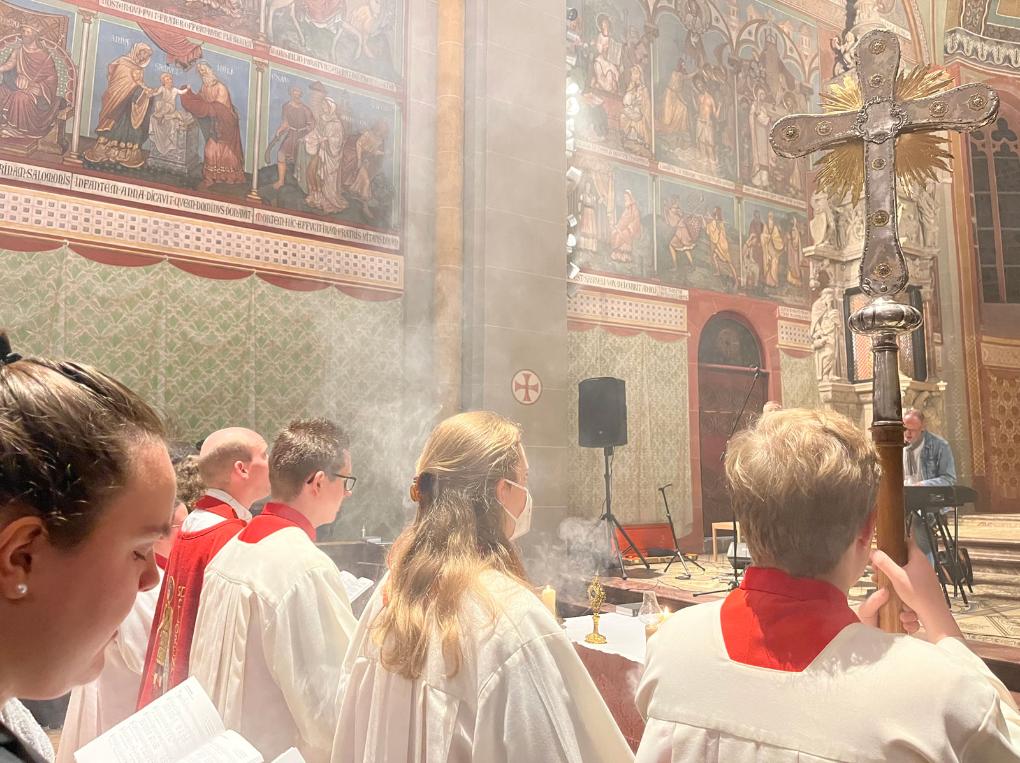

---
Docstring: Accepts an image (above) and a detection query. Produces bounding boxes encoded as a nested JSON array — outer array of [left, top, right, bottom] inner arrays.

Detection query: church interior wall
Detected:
[[943, 0, 1020, 510]]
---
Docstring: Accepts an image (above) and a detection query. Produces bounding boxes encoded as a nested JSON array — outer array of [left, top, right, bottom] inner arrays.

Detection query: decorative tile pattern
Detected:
[[987, 370, 1020, 501], [568, 290, 687, 334], [777, 320, 812, 350], [0, 246, 408, 538], [982, 338, 1020, 370], [0, 187, 403, 291], [567, 328, 693, 529], [779, 349, 821, 409]]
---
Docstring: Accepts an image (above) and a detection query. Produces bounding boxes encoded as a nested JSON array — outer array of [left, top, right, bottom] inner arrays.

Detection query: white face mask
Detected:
[[501, 479, 532, 541]]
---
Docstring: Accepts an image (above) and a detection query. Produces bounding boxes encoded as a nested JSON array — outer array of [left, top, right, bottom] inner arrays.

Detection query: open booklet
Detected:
[[73, 678, 305, 763], [337, 569, 375, 605]]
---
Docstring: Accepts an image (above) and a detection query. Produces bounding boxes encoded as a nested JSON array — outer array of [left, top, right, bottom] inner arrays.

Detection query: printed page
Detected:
[[338, 569, 375, 603], [177, 730, 264, 763], [269, 748, 307, 762], [74, 678, 224, 763]]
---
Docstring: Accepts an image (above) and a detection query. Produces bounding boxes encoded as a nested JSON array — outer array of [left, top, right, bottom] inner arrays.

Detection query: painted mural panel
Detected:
[[741, 198, 809, 304], [570, 157, 655, 278], [0, 0, 405, 268], [84, 19, 251, 192], [653, 1, 737, 184], [734, 8, 817, 206], [568, 0, 657, 162], [0, 0, 75, 153], [101, 0, 403, 85], [259, 66, 399, 230], [655, 176, 738, 290]]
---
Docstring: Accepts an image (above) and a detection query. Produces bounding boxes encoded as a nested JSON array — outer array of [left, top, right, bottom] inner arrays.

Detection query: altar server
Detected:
[[332, 410, 634, 763], [137, 427, 270, 707], [190, 419, 358, 763], [636, 408, 1020, 762]]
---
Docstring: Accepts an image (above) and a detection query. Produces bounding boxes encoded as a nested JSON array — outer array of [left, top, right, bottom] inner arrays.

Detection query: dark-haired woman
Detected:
[[0, 333, 176, 761]]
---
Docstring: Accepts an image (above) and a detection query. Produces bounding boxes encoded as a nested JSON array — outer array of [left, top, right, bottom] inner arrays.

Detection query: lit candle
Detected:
[[541, 585, 557, 618]]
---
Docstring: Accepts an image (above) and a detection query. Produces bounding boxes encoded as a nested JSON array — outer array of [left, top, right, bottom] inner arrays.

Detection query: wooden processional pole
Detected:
[[769, 29, 997, 632]]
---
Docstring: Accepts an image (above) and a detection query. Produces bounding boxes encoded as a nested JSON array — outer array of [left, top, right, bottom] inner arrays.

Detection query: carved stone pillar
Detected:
[[65, 10, 96, 164], [248, 60, 267, 201]]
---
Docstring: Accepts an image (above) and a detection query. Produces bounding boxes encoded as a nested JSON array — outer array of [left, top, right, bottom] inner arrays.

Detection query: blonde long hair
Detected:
[[373, 411, 529, 679]]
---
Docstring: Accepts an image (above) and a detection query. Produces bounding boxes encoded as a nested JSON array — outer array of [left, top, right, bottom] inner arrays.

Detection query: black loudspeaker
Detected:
[[578, 377, 627, 448]]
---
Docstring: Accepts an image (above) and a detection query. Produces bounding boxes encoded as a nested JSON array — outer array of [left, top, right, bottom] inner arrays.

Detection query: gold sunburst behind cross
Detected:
[[815, 66, 955, 204]]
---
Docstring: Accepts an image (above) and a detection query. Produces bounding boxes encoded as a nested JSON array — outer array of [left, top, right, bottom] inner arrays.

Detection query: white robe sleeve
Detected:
[[262, 565, 358, 761], [472, 632, 635, 763], [935, 638, 1020, 761]]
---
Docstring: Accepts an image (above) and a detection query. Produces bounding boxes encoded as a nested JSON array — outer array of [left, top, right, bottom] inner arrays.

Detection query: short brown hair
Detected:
[[198, 434, 258, 488], [725, 408, 881, 577], [0, 331, 166, 548], [174, 455, 204, 511], [269, 419, 350, 502]]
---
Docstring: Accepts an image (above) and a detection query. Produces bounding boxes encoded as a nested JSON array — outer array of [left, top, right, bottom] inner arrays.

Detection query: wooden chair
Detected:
[[711, 521, 741, 562]]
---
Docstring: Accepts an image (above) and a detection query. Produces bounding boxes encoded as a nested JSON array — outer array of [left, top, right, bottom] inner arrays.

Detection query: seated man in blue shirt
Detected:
[[903, 407, 957, 562]]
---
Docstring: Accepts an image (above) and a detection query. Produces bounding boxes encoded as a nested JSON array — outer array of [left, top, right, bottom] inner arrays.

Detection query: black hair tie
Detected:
[[0, 351, 20, 366]]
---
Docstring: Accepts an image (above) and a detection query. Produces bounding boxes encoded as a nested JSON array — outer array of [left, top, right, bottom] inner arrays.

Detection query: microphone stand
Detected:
[[660, 483, 704, 578], [696, 366, 761, 597]]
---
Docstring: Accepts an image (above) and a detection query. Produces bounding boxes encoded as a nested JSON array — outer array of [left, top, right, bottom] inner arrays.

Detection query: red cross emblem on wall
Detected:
[[512, 369, 542, 405]]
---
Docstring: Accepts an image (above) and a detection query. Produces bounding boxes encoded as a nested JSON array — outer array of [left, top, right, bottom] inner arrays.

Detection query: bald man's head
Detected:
[[198, 428, 270, 508]]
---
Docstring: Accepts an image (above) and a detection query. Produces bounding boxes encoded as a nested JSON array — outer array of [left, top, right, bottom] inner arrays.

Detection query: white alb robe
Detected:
[[332, 570, 635, 763], [636, 600, 1020, 762], [56, 569, 163, 762], [189, 524, 357, 763]]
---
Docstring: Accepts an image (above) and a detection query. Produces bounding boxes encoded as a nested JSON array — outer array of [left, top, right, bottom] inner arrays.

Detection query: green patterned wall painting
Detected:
[[567, 327, 693, 531], [779, 348, 820, 410], [0, 246, 411, 539]]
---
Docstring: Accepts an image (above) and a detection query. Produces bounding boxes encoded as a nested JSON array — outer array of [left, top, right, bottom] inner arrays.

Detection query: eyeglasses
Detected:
[[306, 472, 357, 491]]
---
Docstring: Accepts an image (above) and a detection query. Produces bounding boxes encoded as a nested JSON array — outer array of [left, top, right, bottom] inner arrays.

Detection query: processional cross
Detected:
[[769, 29, 998, 632]]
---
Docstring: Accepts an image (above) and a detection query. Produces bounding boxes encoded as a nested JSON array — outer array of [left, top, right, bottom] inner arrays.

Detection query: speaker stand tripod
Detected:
[[600, 446, 650, 580], [660, 484, 705, 578]]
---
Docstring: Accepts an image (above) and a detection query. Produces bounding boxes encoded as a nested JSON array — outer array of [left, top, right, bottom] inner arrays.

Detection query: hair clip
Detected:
[[0, 351, 21, 366], [409, 476, 421, 503]]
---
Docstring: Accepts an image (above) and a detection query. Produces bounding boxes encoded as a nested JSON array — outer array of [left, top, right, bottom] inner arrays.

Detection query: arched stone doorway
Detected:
[[697, 314, 769, 530]]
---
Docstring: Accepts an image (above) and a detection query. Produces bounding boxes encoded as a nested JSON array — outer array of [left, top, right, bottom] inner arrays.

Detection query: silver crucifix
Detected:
[[769, 28, 997, 297]]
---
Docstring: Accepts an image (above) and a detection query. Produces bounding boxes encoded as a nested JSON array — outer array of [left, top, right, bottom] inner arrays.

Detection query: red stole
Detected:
[[239, 502, 316, 544], [137, 497, 245, 709], [720, 566, 859, 672]]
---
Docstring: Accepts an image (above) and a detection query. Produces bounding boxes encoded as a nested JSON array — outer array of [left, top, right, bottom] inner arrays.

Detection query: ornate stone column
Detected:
[[65, 9, 96, 165], [248, 59, 267, 201]]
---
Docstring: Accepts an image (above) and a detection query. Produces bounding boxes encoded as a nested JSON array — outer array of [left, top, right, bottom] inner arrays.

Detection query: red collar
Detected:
[[155, 553, 169, 570], [239, 502, 316, 544], [739, 566, 850, 605], [721, 566, 859, 672], [193, 494, 242, 520]]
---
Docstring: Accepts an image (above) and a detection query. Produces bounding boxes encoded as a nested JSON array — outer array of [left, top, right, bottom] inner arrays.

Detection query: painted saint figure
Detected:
[[762, 210, 784, 287], [786, 215, 803, 287], [620, 64, 651, 154], [610, 189, 642, 263], [149, 73, 193, 157], [591, 15, 620, 94], [0, 24, 61, 138], [706, 207, 737, 283], [694, 76, 720, 168], [664, 196, 699, 269], [347, 119, 388, 203], [273, 86, 315, 189], [303, 97, 348, 213], [660, 60, 690, 138], [749, 88, 773, 188], [180, 61, 246, 187], [85, 43, 156, 169]]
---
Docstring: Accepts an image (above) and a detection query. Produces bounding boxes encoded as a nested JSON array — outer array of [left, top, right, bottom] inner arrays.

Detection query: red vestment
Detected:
[[720, 566, 859, 672], [136, 496, 245, 708]]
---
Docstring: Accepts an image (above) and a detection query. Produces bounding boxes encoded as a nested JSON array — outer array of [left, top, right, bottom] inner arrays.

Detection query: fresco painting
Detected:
[[259, 67, 400, 230]]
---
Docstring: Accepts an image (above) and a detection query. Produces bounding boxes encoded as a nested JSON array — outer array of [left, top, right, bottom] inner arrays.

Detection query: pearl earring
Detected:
[[14, 583, 27, 597]]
